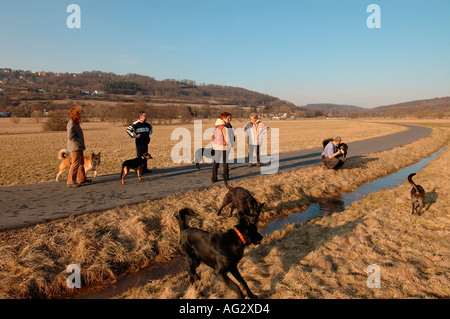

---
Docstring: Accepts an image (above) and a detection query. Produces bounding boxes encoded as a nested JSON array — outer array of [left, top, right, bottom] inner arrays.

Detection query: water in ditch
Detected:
[[74, 146, 445, 299]]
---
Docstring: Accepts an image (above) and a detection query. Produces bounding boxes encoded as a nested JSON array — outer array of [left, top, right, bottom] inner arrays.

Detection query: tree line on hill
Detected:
[[1, 69, 448, 123]]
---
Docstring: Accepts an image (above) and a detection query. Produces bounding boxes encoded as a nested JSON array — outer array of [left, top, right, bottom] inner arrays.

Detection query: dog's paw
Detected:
[[248, 293, 259, 299]]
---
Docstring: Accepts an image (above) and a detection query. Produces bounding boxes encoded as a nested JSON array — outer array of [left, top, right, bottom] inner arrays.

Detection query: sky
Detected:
[[0, 0, 449, 108]]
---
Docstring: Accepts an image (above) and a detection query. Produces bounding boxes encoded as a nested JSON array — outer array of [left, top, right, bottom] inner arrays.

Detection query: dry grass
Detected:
[[0, 119, 447, 299], [0, 118, 405, 187], [118, 124, 450, 299]]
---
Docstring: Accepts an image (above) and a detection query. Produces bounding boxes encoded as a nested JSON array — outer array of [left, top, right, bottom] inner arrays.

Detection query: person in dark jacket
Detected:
[[126, 111, 153, 173]]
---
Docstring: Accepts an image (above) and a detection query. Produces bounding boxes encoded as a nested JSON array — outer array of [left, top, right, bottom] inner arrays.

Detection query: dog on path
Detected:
[[193, 147, 215, 169], [177, 207, 262, 299], [56, 149, 101, 182], [120, 152, 153, 184], [407, 173, 425, 215], [216, 179, 264, 224]]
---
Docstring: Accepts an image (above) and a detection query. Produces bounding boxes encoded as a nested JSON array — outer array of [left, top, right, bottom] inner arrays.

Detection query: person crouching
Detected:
[[321, 136, 347, 170]]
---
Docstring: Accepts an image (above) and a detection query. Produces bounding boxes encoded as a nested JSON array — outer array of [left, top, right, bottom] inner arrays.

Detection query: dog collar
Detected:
[[234, 228, 247, 245]]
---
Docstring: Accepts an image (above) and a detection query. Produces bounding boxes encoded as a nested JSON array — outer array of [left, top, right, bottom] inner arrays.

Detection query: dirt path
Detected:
[[0, 124, 431, 232]]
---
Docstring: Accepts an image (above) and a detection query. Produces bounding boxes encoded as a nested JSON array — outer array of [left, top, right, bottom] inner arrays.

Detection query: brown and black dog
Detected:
[[407, 173, 425, 215], [56, 149, 101, 182], [217, 179, 264, 224], [120, 152, 153, 184], [177, 207, 262, 299]]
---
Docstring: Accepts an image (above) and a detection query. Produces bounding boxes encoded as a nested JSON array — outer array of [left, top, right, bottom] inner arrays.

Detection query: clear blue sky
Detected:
[[1, 0, 449, 108]]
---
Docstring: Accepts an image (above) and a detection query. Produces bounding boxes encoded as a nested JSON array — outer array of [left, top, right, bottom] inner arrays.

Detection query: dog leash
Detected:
[[234, 228, 247, 245]]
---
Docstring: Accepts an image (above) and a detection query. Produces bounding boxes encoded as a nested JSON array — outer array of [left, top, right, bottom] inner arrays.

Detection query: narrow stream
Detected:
[[262, 145, 444, 235], [74, 146, 445, 299]]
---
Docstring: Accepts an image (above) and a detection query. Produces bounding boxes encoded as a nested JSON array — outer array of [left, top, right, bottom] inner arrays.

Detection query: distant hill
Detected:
[[305, 103, 365, 112], [0, 68, 280, 107], [366, 97, 450, 117], [0, 67, 300, 119]]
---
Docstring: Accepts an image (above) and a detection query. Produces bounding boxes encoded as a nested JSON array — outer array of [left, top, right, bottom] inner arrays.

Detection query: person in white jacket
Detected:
[[212, 111, 233, 182], [243, 113, 269, 167]]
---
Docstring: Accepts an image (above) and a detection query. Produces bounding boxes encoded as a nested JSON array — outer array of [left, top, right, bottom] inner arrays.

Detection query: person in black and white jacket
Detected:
[[126, 110, 153, 173]]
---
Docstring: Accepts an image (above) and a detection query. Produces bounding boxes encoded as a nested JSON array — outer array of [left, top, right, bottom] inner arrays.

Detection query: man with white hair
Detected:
[[243, 113, 269, 167], [321, 136, 347, 170]]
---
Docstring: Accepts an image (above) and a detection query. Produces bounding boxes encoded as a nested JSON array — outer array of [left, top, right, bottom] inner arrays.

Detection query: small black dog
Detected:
[[217, 180, 264, 224], [407, 173, 425, 215], [177, 208, 262, 299], [322, 138, 348, 158], [120, 152, 153, 184], [193, 147, 215, 169]]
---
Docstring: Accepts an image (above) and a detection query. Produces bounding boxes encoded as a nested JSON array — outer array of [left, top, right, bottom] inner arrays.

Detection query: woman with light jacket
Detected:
[[212, 111, 233, 182], [243, 113, 269, 167]]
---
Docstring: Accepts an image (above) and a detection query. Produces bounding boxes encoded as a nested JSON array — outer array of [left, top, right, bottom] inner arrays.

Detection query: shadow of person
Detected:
[[340, 156, 378, 170], [243, 216, 364, 298]]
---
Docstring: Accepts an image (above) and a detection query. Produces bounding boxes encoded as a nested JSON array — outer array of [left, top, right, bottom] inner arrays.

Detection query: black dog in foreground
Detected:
[[322, 138, 348, 158], [120, 152, 153, 184], [193, 148, 215, 169], [407, 173, 425, 215], [216, 179, 264, 224], [177, 208, 262, 299]]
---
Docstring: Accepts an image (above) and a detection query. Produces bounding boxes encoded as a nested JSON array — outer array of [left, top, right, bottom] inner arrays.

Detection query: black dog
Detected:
[[216, 180, 264, 224], [407, 173, 425, 215], [193, 148, 215, 169], [120, 152, 153, 184], [177, 208, 262, 299], [322, 138, 348, 158]]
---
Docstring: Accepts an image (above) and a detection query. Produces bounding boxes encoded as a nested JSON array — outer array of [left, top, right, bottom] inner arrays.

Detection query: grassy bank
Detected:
[[0, 122, 447, 299], [120, 125, 450, 299]]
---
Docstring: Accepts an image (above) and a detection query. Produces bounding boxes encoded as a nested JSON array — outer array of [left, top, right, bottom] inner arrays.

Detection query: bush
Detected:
[[42, 110, 67, 131]]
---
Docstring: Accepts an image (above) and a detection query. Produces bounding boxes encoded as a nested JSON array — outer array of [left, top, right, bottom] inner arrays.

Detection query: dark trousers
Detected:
[[212, 150, 229, 182], [136, 143, 149, 171]]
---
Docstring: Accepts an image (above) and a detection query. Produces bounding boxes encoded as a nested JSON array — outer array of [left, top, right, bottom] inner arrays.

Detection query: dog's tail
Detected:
[[224, 178, 233, 190], [178, 208, 196, 231], [407, 173, 420, 193], [58, 149, 70, 160]]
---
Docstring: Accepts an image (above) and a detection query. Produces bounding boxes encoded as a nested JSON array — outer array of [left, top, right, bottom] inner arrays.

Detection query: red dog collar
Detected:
[[234, 228, 247, 245]]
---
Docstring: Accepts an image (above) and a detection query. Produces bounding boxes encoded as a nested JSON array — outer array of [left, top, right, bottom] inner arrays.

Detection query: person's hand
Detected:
[[136, 134, 141, 138]]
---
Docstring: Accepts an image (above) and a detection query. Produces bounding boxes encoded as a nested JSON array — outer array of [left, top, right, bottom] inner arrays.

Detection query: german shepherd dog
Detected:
[[193, 147, 215, 169], [56, 149, 101, 182], [407, 173, 425, 215], [120, 152, 153, 184], [177, 208, 262, 299], [322, 138, 348, 158], [216, 179, 264, 224]]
